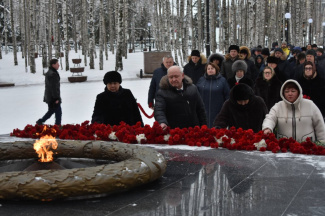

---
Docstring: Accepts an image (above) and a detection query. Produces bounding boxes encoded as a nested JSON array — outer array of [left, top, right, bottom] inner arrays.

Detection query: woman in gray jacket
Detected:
[[262, 80, 325, 142]]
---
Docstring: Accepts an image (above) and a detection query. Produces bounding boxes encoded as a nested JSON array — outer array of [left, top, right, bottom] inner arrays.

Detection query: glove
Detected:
[[148, 102, 154, 109]]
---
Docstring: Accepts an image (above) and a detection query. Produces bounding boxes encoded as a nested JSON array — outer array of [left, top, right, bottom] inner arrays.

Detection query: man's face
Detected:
[[240, 53, 247, 59], [163, 58, 174, 69], [237, 100, 249, 105], [268, 63, 277, 69], [168, 67, 184, 89], [275, 51, 283, 58], [316, 51, 323, 57], [229, 50, 238, 58], [281, 43, 287, 48], [313, 47, 317, 50], [307, 45, 312, 50], [255, 50, 261, 56], [306, 55, 315, 63], [299, 58, 306, 65], [52, 62, 60, 70], [191, 56, 200, 64]]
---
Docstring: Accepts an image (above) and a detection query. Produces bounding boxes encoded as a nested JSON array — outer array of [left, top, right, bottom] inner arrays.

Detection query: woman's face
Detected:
[[263, 69, 272, 80], [256, 58, 262, 63], [304, 65, 313, 77], [212, 59, 219, 66], [284, 87, 299, 103], [107, 82, 120, 92], [206, 65, 217, 75], [236, 70, 245, 78]]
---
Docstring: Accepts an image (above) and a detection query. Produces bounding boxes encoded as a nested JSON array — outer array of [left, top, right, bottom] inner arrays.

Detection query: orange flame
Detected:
[[34, 126, 58, 162]]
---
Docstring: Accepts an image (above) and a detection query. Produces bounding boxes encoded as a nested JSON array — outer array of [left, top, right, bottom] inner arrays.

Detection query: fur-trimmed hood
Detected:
[[159, 74, 193, 90], [187, 53, 207, 64], [239, 46, 251, 59], [208, 53, 224, 66], [270, 50, 288, 61], [224, 53, 244, 61]]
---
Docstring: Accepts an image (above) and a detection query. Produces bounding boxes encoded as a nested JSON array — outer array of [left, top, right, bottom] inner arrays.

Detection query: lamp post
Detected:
[[148, 22, 151, 52], [285, 13, 291, 44], [322, 22, 325, 48], [308, 18, 313, 45]]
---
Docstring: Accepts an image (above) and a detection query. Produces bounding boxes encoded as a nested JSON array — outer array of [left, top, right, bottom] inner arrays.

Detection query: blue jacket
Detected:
[[148, 63, 168, 106], [196, 73, 230, 128]]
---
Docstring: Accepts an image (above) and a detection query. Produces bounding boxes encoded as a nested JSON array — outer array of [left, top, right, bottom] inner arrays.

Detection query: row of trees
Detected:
[[0, 0, 324, 73]]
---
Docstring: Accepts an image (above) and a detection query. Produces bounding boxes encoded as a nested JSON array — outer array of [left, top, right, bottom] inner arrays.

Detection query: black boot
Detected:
[[36, 119, 43, 125]]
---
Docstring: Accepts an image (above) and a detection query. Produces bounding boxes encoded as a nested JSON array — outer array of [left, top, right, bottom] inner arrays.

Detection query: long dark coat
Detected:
[[154, 75, 207, 129], [91, 87, 144, 126], [148, 63, 168, 106], [44, 66, 61, 105], [297, 74, 325, 117], [196, 73, 230, 128], [213, 85, 268, 133], [183, 55, 207, 85], [254, 75, 282, 111], [227, 76, 254, 89]]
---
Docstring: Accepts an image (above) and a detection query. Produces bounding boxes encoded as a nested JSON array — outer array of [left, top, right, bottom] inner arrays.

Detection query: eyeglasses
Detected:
[[305, 67, 313, 70], [264, 72, 272, 75]]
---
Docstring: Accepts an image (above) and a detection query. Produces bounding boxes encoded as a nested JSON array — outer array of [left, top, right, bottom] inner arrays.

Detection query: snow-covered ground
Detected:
[[0, 49, 155, 134]]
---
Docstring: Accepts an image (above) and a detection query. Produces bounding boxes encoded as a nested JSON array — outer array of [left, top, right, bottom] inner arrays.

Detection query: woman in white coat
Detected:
[[262, 79, 325, 142]]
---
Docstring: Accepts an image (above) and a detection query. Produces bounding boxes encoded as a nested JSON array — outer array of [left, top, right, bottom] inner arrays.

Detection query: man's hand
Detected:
[[160, 123, 167, 130], [148, 102, 154, 110]]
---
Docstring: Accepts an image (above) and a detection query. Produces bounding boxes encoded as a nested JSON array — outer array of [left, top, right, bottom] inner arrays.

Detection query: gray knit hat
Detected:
[[232, 60, 247, 74]]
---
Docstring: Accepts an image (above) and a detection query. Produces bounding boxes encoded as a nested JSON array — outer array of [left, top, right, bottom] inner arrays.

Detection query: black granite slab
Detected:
[[1, 136, 325, 216]]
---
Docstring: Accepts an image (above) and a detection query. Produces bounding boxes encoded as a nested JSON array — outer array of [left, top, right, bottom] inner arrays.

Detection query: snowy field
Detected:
[[0, 49, 155, 134]]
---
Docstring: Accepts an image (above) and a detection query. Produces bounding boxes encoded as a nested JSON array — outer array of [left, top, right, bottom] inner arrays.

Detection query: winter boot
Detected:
[[36, 119, 43, 125]]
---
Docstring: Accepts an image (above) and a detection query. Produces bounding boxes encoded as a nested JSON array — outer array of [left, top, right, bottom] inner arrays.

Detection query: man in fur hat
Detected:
[[154, 66, 207, 129], [213, 83, 268, 133], [220, 45, 242, 80], [183, 50, 207, 85]]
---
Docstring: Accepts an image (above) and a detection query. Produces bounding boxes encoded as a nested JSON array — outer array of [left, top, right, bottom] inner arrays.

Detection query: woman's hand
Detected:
[[263, 128, 272, 135], [160, 123, 167, 130]]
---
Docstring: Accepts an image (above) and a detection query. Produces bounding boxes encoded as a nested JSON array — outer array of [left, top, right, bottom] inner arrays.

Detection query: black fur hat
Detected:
[[306, 49, 316, 56], [267, 56, 279, 64], [228, 45, 240, 53], [190, 50, 201, 57], [261, 48, 270, 56], [103, 71, 122, 84], [232, 60, 247, 74], [232, 83, 253, 101]]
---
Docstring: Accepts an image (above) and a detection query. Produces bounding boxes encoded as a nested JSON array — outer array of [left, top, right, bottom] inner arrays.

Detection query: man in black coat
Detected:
[[36, 59, 62, 125], [154, 66, 207, 129], [91, 71, 144, 126], [213, 83, 268, 133], [148, 55, 174, 109], [183, 50, 207, 85]]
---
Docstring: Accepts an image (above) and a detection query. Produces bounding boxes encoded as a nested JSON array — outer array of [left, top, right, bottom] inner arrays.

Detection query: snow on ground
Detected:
[[0, 49, 155, 134]]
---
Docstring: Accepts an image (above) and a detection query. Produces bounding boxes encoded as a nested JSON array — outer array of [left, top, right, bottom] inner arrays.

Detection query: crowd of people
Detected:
[[38, 41, 325, 143]]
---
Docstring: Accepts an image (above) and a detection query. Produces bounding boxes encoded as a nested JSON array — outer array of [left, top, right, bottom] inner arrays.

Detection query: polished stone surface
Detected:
[[1, 136, 325, 216]]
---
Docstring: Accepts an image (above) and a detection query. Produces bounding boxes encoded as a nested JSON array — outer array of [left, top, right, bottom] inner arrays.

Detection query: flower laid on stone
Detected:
[[10, 121, 325, 155]]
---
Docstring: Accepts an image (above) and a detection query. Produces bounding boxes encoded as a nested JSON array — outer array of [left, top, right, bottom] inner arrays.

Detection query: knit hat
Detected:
[[232, 60, 247, 74], [281, 41, 287, 45], [103, 71, 122, 84], [274, 48, 284, 54], [255, 47, 262, 52], [306, 49, 316, 56], [232, 83, 253, 101], [261, 48, 270, 56], [228, 45, 240, 53], [267, 56, 279, 64], [292, 47, 302, 54], [190, 50, 200, 57]]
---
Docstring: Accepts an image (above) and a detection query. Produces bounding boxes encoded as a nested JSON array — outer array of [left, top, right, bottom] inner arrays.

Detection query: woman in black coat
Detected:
[[227, 60, 254, 89], [91, 71, 144, 126], [254, 66, 282, 111], [213, 83, 268, 133]]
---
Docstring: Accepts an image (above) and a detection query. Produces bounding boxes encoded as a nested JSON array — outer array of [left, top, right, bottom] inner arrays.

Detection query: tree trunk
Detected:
[[89, 0, 95, 69], [10, 0, 18, 65], [63, 0, 69, 71], [115, 0, 124, 71], [29, 0, 36, 73], [99, 0, 104, 70], [109, 0, 115, 54]]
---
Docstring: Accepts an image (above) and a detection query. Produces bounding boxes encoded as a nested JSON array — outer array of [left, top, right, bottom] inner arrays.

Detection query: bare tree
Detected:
[[99, 0, 104, 70], [29, 0, 36, 73], [10, 0, 17, 65], [115, 0, 123, 71], [89, 0, 95, 69], [62, 0, 69, 71]]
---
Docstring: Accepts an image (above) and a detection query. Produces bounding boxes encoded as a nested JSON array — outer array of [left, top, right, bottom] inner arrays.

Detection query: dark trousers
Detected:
[[40, 103, 62, 125]]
